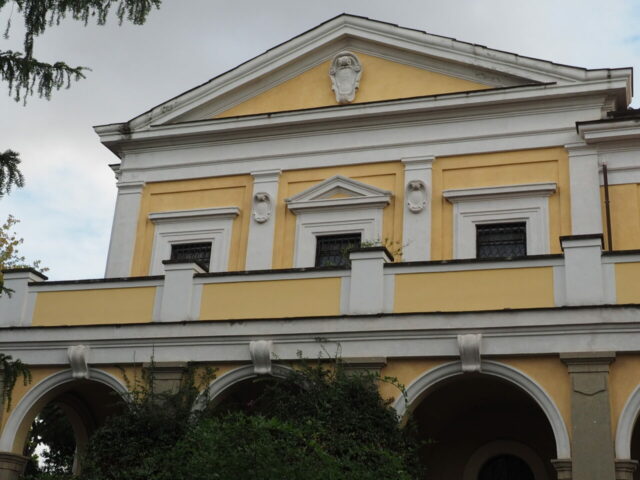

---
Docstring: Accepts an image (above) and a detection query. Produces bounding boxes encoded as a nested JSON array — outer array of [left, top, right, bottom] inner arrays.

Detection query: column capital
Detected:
[[561, 352, 616, 373]]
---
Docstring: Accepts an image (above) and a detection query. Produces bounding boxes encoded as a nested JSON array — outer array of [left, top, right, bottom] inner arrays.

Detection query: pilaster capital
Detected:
[[115, 180, 145, 194], [402, 155, 435, 171], [561, 352, 615, 373]]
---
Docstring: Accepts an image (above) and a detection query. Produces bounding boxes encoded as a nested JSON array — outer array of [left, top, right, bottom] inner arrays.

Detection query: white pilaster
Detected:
[[348, 247, 392, 314], [158, 261, 204, 322], [561, 235, 605, 306], [246, 170, 281, 270], [402, 156, 434, 261], [0, 269, 46, 327], [566, 143, 603, 235], [105, 181, 145, 278]]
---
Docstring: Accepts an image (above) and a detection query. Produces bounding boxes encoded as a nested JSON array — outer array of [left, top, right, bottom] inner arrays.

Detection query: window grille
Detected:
[[476, 223, 526, 259], [170, 242, 212, 271], [314, 233, 362, 267]]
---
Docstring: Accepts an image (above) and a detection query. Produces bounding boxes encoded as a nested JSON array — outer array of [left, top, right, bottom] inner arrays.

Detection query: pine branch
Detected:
[[0, 50, 86, 102], [0, 149, 25, 194]]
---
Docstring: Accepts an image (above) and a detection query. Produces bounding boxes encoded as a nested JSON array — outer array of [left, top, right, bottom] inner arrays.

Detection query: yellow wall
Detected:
[[601, 184, 640, 251], [394, 267, 555, 312], [273, 162, 404, 268], [131, 175, 253, 276], [215, 52, 490, 118], [32, 287, 156, 326], [616, 262, 640, 304], [499, 356, 572, 436], [431, 147, 572, 260], [199, 277, 341, 320], [609, 354, 640, 439]]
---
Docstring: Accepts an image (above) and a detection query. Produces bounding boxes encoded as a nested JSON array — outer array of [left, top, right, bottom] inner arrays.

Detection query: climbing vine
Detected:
[[0, 353, 31, 410]]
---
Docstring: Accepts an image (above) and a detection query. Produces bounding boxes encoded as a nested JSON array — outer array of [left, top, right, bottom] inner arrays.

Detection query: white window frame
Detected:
[[148, 207, 239, 275], [443, 183, 557, 259], [286, 175, 391, 268]]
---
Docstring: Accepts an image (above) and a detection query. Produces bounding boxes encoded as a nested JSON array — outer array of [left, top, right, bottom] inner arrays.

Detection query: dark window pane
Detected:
[[478, 454, 535, 480], [315, 234, 361, 267], [170, 242, 212, 271], [476, 223, 526, 259]]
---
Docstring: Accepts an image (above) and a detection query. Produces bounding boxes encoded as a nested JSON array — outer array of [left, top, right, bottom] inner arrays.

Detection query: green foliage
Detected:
[[0, 149, 24, 195], [1, 0, 161, 102], [23, 403, 76, 478], [58, 356, 421, 480], [0, 214, 47, 296], [0, 352, 31, 410]]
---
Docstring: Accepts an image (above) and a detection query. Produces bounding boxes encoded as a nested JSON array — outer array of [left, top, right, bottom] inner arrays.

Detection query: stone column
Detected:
[[0, 452, 28, 480], [615, 460, 639, 480], [561, 352, 616, 480], [551, 459, 572, 480]]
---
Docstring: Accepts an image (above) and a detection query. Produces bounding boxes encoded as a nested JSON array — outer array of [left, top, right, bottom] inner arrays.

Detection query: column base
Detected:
[[0, 452, 28, 480], [551, 458, 572, 480], [615, 459, 638, 480]]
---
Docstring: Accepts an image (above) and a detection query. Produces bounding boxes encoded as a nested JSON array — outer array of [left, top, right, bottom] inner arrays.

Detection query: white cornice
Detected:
[[578, 119, 640, 143], [149, 207, 240, 223], [443, 182, 557, 203]]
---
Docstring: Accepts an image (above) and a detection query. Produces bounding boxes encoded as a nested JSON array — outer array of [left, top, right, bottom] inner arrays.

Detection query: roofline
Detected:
[[112, 13, 633, 132]]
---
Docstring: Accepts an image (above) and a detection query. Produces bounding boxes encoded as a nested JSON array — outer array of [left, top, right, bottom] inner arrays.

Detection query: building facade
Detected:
[[3, 14, 640, 479]]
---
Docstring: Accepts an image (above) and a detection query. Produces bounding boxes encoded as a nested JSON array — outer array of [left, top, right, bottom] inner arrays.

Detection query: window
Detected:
[[476, 223, 526, 259], [170, 242, 212, 271], [315, 233, 361, 267]]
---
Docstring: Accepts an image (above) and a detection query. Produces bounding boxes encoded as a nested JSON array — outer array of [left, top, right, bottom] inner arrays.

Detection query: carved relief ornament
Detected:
[[329, 51, 362, 104], [406, 180, 427, 213], [252, 192, 272, 223]]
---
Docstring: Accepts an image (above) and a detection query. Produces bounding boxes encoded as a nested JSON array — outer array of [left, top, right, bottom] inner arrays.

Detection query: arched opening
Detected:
[[0, 370, 126, 476], [408, 372, 558, 479], [628, 421, 640, 479]]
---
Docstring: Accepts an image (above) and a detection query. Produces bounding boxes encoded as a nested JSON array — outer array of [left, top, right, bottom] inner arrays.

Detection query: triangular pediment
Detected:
[[113, 14, 631, 132], [285, 175, 392, 213]]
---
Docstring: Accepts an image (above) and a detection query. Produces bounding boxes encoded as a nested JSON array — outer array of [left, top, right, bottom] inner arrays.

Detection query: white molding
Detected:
[[392, 360, 571, 459], [195, 364, 292, 410], [148, 207, 239, 275], [458, 333, 482, 373], [463, 440, 549, 480], [0, 368, 127, 452], [402, 156, 434, 261], [246, 169, 281, 270], [443, 183, 557, 202], [348, 249, 392, 314], [579, 120, 640, 144], [105, 181, 145, 278], [443, 183, 556, 259], [615, 382, 640, 459], [158, 262, 204, 322], [286, 176, 390, 268], [561, 236, 605, 306]]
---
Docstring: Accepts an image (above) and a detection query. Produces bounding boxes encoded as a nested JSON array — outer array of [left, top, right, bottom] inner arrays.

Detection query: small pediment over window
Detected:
[[285, 175, 392, 213]]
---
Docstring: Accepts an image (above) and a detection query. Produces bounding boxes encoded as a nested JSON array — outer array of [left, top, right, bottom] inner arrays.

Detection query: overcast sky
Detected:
[[1, 0, 639, 280]]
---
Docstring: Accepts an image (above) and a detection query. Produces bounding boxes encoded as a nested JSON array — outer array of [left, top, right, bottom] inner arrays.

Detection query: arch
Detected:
[[194, 364, 293, 410], [0, 368, 128, 453], [614, 382, 640, 459], [463, 440, 549, 480], [393, 360, 571, 459]]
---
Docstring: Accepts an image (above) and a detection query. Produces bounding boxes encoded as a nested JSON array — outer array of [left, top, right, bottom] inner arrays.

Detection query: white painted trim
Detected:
[[148, 207, 239, 274], [30, 280, 163, 292], [579, 120, 640, 144], [0, 368, 128, 452], [443, 184, 556, 259], [194, 364, 292, 410], [615, 382, 640, 459], [105, 181, 145, 278], [402, 156, 434, 261], [566, 143, 603, 235], [393, 360, 571, 459], [246, 170, 281, 270]]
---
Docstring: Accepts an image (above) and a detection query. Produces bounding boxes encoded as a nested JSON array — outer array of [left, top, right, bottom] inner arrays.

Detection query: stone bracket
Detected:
[[249, 340, 273, 375], [458, 333, 482, 373], [67, 345, 90, 379]]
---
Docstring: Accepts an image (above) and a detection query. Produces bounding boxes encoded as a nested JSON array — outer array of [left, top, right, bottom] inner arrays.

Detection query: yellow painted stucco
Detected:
[[31, 287, 156, 326], [431, 147, 572, 260], [215, 52, 490, 118], [131, 175, 253, 276], [273, 162, 404, 268], [378, 358, 448, 405], [609, 354, 640, 439], [394, 267, 555, 312], [499, 356, 572, 437], [601, 184, 640, 251], [199, 277, 341, 320], [616, 262, 640, 304]]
